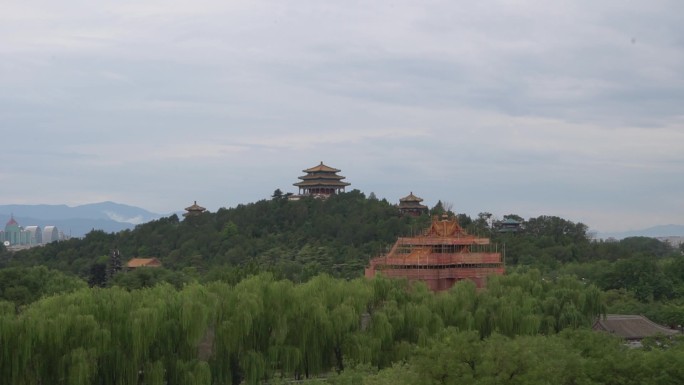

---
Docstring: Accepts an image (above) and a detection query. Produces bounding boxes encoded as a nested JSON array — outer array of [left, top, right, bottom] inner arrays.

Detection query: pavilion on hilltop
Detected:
[[365, 214, 504, 291], [293, 162, 350, 198], [183, 201, 207, 217], [398, 192, 428, 216], [496, 218, 523, 233]]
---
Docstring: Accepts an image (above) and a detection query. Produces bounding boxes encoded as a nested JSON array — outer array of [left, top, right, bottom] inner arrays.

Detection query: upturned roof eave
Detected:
[[302, 162, 341, 173], [298, 173, 346, 180], [293, 180, 351, 187]]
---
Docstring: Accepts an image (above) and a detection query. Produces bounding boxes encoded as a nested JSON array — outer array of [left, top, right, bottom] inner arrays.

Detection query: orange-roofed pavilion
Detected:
[[365, 214, 504, 291]]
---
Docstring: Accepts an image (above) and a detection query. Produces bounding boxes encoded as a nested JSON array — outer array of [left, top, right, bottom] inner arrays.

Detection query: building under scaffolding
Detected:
[[365, 214, 504, 291]]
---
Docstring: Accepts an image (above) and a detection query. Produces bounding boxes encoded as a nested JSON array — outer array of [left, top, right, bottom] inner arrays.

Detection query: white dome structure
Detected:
[[42, 226, 59, 244], [24, 226, 42, 245]]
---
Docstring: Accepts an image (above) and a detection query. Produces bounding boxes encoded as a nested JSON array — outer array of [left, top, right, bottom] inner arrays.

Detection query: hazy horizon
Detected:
[[2, 0, 682, 233], [2, 196, 683, 236]]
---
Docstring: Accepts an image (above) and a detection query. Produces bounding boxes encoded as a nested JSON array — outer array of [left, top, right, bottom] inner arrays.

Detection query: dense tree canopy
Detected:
[[0, 271, 611, 385], [3, 192, 682, 327], [2, 192, 684, 384], [0, 266, 86, 307], [5, 192, 677, 287], [2, 191, 429, 283]]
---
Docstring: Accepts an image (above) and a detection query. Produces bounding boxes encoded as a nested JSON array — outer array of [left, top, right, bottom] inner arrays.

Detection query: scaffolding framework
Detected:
[[365, 215, 504, 291]]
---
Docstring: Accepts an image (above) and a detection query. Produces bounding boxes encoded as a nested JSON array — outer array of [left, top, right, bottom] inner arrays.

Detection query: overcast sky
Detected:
[[1, 0, 683, 232]]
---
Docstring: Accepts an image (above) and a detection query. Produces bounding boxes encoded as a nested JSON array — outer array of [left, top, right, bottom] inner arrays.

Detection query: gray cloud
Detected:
[[1, 0, 683, 232]]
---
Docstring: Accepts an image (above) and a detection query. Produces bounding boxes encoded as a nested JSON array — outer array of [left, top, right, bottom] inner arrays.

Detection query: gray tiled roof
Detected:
[[593, 314, 680, 340]]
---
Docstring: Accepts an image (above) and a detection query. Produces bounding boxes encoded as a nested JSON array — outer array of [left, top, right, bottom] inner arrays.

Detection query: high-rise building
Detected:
[[3, 215, 21, 246], [2, 216, 62, 247]]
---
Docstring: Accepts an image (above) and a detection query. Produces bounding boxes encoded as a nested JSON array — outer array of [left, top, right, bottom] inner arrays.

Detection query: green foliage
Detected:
[[394, 327, 684, 385], [7, 191, 427, 284], [0, 272, 610, 385], [0, 266, 87, 307], [6, 196, 673, 315], [3, 196, 683, 383], [600, 256, 673, 301], [110, 267, 195, 290], [491, 215, 591, 267], [491, 215, 682, 326]]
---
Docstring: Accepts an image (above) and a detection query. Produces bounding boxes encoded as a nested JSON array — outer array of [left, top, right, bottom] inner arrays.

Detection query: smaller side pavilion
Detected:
[[496, 218, 523, 233], [183, 201, 207, 217], [398, 192, 428, 216], [126, 258, 162, 269]]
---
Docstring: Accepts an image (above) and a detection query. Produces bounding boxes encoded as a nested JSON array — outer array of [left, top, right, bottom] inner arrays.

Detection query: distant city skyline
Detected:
[[1, 215, 65, 248], [1, 0, 682, 233]]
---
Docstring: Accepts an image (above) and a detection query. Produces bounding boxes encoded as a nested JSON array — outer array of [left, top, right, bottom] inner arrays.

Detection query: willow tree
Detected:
[[476, 271, 605, 336], [288, 275, 335, 378], [2, 282, 217, 385], [433, 280, 477, 331]]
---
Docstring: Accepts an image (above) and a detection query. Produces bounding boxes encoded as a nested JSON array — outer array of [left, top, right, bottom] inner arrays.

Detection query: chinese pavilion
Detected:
[[365, 214, 504, 291], [293, 162, 351, 197], [398, 192, 428, 216], [496, 218, 523, 233], [183, 201, 207, 217], [126, 258, 162, 269]]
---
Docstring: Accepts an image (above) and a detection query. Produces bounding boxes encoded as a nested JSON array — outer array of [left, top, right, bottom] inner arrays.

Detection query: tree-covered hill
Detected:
[[2, 190, 681, 294], [3, 190, 684, 329], [1, 191, 430, 284]]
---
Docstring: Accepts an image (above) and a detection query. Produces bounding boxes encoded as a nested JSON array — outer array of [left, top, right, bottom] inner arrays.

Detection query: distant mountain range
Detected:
[[0, 202, 165, 238], [596, 224, 684, 240]]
